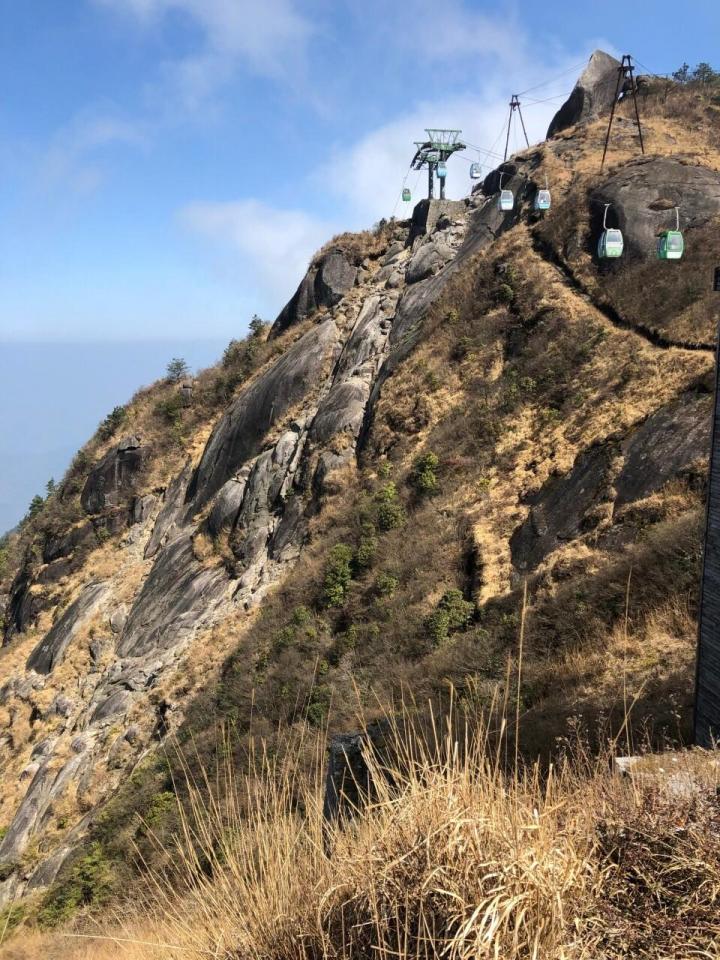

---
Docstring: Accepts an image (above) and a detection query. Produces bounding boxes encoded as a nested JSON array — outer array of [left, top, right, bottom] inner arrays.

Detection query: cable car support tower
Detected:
[[411, 129, 466, 200], [504, 95, 530, 162], [601, 54, 645, 170]]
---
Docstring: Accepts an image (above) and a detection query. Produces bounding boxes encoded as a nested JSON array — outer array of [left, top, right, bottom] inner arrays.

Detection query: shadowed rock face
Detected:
[[615, 395, 710, 506], [511, 394, 711, 572], [511, 446, 615, 573], [592, 158, 720, 257], [271, 249, 357, 337], [547, 50, 621, 138], [188, 319, 339, 510], [26, 582, 108, 675], [81, 436, 146, 515]]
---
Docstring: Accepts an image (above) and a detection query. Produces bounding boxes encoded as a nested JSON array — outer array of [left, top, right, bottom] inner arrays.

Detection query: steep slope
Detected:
[[2, 58, 720, 925]]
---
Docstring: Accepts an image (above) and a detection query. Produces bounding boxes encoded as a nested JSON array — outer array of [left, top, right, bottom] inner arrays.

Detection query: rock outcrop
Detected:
[[81, 436, 146, 515], [547, 50, 621, 137], [26, 582, 108, 675], [188, 319, 339, 510], [271, 248, 357, 336], [592, 158, 720, 256], [1, 60, 718, 919]]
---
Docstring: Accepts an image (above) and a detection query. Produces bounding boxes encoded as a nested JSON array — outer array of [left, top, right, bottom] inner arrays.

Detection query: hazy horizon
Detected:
[[0, 338, 226, 534]]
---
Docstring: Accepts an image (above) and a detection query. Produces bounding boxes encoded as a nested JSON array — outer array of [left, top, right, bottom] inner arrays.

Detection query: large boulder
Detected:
[[81, 436, 146, 515], [271, 249, 357, 337], [591, 158, 720, 257], [3, 569, 49, 642], [0, 755, 84, 867], [188, 319, 338, 510], [408, 199, 465, 244], [547, 50, 621, 138]]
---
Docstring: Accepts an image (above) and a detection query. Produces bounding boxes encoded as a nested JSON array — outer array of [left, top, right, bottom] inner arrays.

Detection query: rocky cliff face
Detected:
[[1, 57, 720, 918]]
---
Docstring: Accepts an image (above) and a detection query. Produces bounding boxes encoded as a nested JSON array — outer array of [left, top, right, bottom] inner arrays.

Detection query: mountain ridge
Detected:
[[1, 54, 720, 931]]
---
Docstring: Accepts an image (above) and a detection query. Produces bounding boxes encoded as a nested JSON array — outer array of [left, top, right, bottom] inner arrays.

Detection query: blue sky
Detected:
[[0, 0, 719, 531], [3, 0, 718, 343]]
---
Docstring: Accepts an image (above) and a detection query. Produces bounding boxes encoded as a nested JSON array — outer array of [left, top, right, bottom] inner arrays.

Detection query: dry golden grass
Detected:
[[6, 693, 720, 960]]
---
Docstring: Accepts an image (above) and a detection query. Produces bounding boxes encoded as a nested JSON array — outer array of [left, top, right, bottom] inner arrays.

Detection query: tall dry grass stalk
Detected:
[[6, 693, 720, 960]]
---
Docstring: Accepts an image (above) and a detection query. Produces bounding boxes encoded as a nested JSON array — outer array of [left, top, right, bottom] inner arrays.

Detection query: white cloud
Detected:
[[178, 44, 594, 309], [94, 0, 314, 110], [40, 112, 146, 194], [179, 199, 333, 305], [319, 79, 579, 227]]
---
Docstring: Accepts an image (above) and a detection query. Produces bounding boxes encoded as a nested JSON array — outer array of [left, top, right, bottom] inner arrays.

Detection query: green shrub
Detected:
[[322, 544, 354, 607], [375, 572, 399, 598], [426, 609, 451, 645], [0, 901, 25, 934], [292, 606, 312, 626], [249, 314, 267, 338], [38, 842, 115, 927], [375, 482, 406, 531], [354, 532, 378, 571], [410, 452, 440, 496], [497, 282, 515, 304], [155, 393, 184, 426], [425, 589, 475, 645], [306, 685, 332, 727], [142, 790, 177, 833]]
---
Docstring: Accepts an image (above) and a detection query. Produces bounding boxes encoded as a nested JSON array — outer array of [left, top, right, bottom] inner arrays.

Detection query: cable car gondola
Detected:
[[437, 161, 447, 179], [534, 188, 551, 211], [657, 207, 684, 260], [402, 188, 411, 202], [469, 162, 482, 179], [496, 173, 514, 212], [598, 203, 624, 259]]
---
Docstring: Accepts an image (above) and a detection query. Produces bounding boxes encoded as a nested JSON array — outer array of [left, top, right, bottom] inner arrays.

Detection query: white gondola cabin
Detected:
[[498, 189, 514, 211], [598, 203, 623, 258], [469, 162, 482, 179], [598, 228, 624, 258], [534, 188, 551, 211]]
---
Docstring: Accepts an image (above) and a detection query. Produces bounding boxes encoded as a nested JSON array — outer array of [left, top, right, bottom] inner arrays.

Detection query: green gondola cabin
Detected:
[[402, 188, 411, 202], [656, 230, 684, 260]]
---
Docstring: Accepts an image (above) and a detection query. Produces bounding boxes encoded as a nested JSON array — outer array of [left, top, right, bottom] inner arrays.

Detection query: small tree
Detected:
[[98, 405, 127, 441], [166, 357, 189, 383], [249, 314, 266, 338], [25, 494, 45, 524], [692, 62, 718, 84], [45, 477, 57, 497], [672, 62, 690, 83]]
